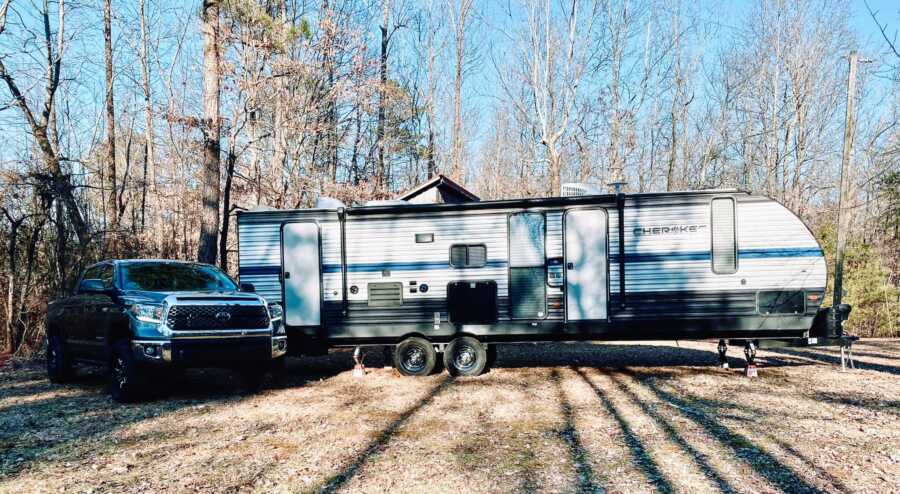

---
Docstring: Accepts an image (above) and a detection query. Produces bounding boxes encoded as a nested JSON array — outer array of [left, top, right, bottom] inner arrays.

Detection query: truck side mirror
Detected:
[[78, 279, 107, 294], [240, 282, 256, 293]]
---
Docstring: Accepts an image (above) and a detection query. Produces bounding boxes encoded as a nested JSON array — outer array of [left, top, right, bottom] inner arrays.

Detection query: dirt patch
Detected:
[[1, 340, 898, 493]]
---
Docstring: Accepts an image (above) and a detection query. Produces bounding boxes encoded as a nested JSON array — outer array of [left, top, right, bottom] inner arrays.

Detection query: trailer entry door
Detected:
[[282, 222, 321, 326], [565, 209, 608, 321]]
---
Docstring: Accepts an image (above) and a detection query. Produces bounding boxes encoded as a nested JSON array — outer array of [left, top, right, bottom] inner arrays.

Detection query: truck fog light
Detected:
[[143, 344, 158, 357], [278, 340, 286, 351]]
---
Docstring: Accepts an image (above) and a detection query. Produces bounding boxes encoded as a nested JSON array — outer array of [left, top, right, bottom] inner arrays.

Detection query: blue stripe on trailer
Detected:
[[323, 259, 508, 273], [240, 247, 822, 277], [738, 247, 823, 258], [610, 246, 822, 263]]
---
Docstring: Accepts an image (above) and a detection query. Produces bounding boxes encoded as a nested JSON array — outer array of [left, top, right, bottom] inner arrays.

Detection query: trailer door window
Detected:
[[450, 244, 487, 268], [710, 198, 737, 274], [508, 213, 547, 319]]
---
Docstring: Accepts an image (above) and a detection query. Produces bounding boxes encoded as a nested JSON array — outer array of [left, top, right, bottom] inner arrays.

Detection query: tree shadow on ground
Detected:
[[598, 369, 739, 493], [315, 375, 454, 493], [812, 391, 900, 416], [0, 356, 350, 481], [623, 369, 824, 493], [571, 367, 675, 493], [491, 342, 812, 371], [764, 347, 900, 376], [549, 368, 603, 493]]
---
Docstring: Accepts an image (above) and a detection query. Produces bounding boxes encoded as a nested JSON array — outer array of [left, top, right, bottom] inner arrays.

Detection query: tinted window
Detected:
[[121, 263, 237, 291], [83, 265, 103, 280], [449, 244, 487, 268], [98, 264, 114, 289], [711, 198, 737, 274]]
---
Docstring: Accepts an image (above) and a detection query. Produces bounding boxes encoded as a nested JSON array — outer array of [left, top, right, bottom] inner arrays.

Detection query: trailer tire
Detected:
[[394, 337, 436, 376], [444, 336, 487, 377]]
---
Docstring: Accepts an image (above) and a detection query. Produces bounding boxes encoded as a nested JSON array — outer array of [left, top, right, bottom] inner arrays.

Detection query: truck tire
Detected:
[[109, 340, 145, 403], [46, 334, 73, 383], [444, 336, 487, 377], [394, 337, 436, 376]]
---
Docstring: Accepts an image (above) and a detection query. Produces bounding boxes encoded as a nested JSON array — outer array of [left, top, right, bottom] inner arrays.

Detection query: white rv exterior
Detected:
[[235, 189, 847, 375]]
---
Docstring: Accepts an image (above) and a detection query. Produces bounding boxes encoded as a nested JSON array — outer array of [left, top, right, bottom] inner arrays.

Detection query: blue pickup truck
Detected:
[[45, 259, 287, 402]]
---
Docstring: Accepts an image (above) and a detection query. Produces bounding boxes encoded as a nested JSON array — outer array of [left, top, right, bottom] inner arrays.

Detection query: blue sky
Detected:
[[0, 0, 898, 170]]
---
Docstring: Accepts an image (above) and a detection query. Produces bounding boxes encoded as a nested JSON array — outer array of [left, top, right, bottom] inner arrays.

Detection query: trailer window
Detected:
[[710, 198, 737, 274], [450, 244, 487, 268], [508, 213, 545, 267]]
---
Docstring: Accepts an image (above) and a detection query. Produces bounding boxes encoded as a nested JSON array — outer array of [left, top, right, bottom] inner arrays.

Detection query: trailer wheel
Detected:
[[444, 336, 487, 377], [394, 337, 436, 376]]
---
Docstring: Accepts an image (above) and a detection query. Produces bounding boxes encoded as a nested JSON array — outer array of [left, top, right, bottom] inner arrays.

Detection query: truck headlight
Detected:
[[268, 303, 283, 322], [130, 303, 165, 324]]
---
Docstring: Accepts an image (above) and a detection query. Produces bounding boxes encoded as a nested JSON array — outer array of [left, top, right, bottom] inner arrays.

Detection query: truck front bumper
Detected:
[[132, 334, 287, 365]]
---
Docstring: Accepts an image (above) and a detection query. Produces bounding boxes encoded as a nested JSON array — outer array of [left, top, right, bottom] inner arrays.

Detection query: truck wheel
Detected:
[[394, 337, 436, 376], [444, 336, 487, 377], [109, 340, 145, 403], [46, 334, 73, 383]]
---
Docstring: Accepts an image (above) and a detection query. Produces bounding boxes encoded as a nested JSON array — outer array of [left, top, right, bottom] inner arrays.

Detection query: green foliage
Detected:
[[818, 224, 900, 337]]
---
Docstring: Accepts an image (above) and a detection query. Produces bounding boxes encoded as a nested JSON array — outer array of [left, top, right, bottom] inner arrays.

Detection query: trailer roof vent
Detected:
[[315, 196, 346, 209], [561, 183, 602, 197], [364, 199, 409, 207]]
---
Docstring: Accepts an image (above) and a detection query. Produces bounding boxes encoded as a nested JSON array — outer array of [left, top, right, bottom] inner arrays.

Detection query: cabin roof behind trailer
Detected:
[[395, 174, 481, 204], [236, 188, 752, 220]]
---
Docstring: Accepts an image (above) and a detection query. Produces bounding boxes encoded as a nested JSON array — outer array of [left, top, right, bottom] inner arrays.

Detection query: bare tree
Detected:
[[139, 0, 155, 233], [197, 0, 221, 264], [448, 0, 473, 182], [498, 0, 598, 195], [0, 0, 90, 247], [103, 0, 118, 248]]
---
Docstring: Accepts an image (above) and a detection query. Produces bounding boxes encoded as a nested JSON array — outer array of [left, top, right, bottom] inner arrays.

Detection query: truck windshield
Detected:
[[120, 263, 238, 291]]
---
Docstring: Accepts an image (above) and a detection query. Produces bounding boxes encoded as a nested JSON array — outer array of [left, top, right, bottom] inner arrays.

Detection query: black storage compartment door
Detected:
[[447, 281, 497, 324]]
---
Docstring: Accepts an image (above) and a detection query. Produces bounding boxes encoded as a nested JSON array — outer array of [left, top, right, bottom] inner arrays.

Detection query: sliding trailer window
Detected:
[[449, 244, 487, 268], [710, 198, 737, 274]]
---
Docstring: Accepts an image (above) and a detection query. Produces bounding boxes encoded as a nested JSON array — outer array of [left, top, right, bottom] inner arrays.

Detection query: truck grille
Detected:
[[166, 305, 269, 331]]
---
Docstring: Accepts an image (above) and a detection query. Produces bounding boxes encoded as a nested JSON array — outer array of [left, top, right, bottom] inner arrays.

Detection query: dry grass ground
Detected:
[[1, 339, 898, 494]]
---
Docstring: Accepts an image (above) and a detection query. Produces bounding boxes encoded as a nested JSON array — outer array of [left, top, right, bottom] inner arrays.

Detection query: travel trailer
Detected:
[[236, 189, 852, 376]]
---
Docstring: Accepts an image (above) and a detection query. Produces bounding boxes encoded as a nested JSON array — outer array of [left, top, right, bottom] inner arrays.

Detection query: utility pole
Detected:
[[833, 50, 859, 308]]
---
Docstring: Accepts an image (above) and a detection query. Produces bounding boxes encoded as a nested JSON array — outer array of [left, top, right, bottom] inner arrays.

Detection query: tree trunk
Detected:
[[103, 0, 118, 250], [197, 0, 221, 264], [139, 0, 154, 236], [219, 151, 235, 272], [450, 0, 472, 182], [375, 0, 389, 193]]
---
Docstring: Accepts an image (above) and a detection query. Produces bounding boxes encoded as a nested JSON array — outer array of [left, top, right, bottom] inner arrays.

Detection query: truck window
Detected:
[[98, 264, 115, 289], [121, 263, 237, 291]]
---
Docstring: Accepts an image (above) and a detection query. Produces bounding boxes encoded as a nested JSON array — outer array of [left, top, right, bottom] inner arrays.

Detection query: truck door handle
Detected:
[[566, 262, 574, 270], [284, 272, 291, 279]]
